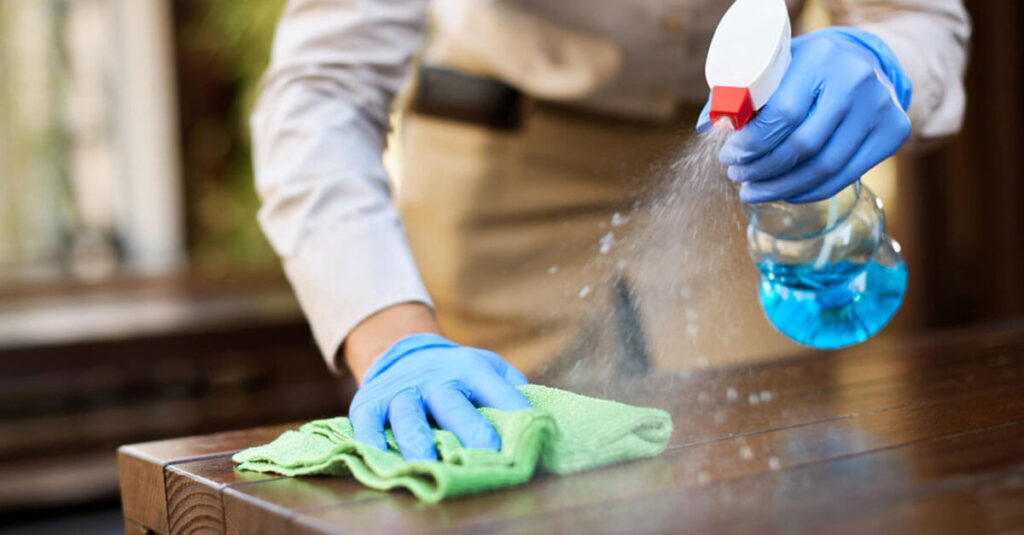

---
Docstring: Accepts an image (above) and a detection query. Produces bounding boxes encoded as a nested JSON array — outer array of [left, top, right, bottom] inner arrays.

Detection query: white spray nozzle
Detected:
[[705, 0, 792, 129]]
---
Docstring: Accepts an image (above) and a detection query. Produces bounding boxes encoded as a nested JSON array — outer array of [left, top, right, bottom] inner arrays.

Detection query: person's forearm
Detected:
[[343, 302, 442, 383], [253, 0, 434, 372]]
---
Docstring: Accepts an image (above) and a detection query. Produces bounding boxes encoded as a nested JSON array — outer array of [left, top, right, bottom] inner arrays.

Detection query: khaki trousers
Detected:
[[396, 102, 798, 382]]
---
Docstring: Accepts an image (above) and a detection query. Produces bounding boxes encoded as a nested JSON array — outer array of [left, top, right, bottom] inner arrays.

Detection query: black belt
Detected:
[[411, 65, 523, 131]]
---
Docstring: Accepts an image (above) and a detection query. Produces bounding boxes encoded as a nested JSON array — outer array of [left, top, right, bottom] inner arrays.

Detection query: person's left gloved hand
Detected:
[[348, 334, 531, 461], [697, 27, 913, 204]]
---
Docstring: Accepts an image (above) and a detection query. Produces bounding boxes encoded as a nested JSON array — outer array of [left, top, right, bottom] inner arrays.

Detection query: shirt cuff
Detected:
[[281, 215, 434, 374]]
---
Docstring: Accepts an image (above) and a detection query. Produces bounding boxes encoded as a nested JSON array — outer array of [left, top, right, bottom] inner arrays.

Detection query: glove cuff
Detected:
[[362, 333, 459, 383], [821, 26, 913, 112]]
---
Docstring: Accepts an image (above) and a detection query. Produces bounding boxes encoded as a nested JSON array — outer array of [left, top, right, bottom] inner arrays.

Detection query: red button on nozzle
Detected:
[[709, 86, 754, 130]]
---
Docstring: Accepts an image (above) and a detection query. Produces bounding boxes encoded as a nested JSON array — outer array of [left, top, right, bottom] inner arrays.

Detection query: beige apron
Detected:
[[396, 101, 798, 382]]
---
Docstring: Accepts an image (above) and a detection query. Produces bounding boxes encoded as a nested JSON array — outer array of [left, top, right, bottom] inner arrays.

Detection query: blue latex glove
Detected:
[[348, 333, 531, 461], [697, 27, 913, 204]]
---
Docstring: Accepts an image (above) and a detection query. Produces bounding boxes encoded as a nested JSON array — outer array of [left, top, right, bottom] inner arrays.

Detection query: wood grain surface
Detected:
[[119, 322, 1024, 534]]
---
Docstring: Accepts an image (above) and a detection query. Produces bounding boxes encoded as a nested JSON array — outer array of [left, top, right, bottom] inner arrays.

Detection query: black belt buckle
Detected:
[[411, 65, 522, 130]]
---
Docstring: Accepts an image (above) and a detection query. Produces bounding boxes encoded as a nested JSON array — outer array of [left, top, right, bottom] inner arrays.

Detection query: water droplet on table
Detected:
[[599, 232, 615, 255]]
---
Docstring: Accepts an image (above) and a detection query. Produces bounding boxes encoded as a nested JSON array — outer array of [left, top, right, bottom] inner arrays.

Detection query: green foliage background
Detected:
[[181, 0, 286, 273]]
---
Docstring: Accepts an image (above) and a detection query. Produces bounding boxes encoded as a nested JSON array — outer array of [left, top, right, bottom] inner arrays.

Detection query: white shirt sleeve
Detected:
[[825, 0, 971, 144], [252, 0, 432, 372]]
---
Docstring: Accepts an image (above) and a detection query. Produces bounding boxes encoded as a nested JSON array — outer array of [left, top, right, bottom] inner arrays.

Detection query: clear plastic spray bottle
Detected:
[[705, 0, 906, 348]]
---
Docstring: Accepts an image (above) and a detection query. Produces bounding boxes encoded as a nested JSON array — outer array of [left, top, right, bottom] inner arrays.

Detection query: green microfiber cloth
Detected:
[[232, 384, 672, 503]]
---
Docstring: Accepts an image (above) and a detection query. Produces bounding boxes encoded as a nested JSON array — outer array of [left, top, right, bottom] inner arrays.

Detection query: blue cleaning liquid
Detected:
[[757, 260, 907, 349]]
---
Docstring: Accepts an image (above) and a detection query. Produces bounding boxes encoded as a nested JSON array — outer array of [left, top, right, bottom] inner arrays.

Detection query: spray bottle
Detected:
[[705, 0, 907, 349]]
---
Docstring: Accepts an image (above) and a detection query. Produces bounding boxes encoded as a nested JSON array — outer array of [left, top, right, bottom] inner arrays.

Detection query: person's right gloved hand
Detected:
[[348, 333, 532, 461], [695, 27, 913, 204]]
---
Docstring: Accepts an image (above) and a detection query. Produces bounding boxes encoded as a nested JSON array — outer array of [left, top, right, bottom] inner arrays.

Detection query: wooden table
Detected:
[[119, 322, 1024, 534]]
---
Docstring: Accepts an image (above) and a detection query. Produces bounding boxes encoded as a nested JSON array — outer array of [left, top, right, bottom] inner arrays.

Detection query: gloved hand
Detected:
[[348, 333, 531, 461], [697, 27, 913, 204]]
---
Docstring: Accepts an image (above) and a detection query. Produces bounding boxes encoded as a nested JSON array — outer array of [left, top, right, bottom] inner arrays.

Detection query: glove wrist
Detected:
[[361, 333, 459, 384], [818, 26, 913, 111]]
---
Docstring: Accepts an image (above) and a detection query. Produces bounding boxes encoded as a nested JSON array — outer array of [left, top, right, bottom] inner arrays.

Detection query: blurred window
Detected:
[[0, 0, 184, 286]]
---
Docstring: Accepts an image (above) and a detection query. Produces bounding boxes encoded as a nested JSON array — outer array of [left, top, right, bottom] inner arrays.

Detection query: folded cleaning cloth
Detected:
[[232, 384, 672, 503]]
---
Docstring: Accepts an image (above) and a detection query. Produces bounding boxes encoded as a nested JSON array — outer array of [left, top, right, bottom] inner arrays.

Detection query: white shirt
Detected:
[[252, 0, 970, 366]]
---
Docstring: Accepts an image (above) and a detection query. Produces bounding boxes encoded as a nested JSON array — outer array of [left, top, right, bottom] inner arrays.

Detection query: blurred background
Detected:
[[0, 0, 1020, 532]]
